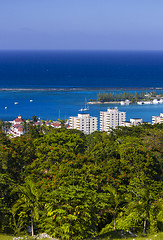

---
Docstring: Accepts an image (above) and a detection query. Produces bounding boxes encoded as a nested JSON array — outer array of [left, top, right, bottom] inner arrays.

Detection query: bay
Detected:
[[0, 89, 163, 128], [0, 50, 163, 127]]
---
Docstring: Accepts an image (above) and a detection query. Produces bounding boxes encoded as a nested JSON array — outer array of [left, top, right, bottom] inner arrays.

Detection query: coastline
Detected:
[[0, 87, 163, 123], [88, 101, 121, 104], [0, 87, 162, 92]]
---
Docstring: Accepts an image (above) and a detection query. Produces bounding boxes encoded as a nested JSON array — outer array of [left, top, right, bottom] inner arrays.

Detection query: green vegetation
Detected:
[[0, 124, 163, 239], [95, 231, 163, 239], [1, 231, 163, 240], [0, 234, 13, 240], [96, 91, 162, 102]]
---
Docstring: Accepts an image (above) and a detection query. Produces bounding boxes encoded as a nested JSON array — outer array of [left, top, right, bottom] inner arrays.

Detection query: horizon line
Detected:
[[1, 49, 163, 52]]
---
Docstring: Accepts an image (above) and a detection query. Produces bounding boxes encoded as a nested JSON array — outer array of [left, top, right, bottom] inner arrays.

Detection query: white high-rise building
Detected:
[[152, 113, 163, 124], [69, 113, 98, 134], [100, 107, 126, 132]]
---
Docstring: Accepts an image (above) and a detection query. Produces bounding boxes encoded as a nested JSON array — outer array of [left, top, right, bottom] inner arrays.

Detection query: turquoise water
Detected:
[[0, 90, 163, 127], [0, 51, 163, 126]]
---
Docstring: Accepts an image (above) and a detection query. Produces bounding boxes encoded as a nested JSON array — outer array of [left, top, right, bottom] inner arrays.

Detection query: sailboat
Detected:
[[79, 98, 89, 111]]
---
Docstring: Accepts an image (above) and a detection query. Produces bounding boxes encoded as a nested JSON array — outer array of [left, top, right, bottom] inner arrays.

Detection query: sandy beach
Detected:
[[87, 101, 121, 104]]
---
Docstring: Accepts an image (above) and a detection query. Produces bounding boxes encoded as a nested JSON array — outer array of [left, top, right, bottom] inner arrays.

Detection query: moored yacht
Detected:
[[79, 98, 89, 111]]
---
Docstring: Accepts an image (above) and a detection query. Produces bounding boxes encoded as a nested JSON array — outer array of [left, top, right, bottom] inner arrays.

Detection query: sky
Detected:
[[0, 0, 163, 50]]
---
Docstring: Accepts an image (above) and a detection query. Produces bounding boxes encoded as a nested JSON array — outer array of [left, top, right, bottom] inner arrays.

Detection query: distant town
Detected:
[[88, 91, 163, 105], [1, 106, 163, 137]]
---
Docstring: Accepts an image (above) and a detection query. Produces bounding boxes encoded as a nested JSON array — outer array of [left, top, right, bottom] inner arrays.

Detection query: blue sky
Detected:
[[1, 0, 163, 50]]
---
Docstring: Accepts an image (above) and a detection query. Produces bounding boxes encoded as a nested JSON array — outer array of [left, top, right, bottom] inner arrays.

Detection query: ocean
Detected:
[[0, 50, 163, 124]]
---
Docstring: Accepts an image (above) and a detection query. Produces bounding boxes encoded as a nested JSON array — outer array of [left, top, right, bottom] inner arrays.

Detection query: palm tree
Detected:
[[22, 119, 27, 132], [103, 184, 125, 231], [127, 187, 155, 234], [109, 186, 125, 231], [31, 115, 38, 124], [12, 179, 41, 236]]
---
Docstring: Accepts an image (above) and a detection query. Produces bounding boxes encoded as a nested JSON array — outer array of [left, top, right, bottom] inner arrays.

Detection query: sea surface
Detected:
[[0, 50, 163, 125]]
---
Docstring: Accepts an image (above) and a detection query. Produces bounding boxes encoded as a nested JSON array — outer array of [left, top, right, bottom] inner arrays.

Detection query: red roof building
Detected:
[[13, 115, 24, 125], [10, 124, 25, 137], [9, 115, 25, 137], [51, 122, 61, 128]]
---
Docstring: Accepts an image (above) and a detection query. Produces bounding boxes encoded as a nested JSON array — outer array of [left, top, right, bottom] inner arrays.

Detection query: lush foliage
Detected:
[[0, 124, 163, 239], [96, 91, 161, 102]]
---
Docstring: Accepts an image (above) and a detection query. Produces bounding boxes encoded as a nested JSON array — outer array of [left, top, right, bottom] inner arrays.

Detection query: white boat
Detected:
[[125, 99, 130, 105], [14, 102, 18, 105], [120, 101, 125, 105], [83, 106, 89, 111], [79, 98, 89, 111], [120, 100, 130, 105], [79, 108, 85, 112], [153, 99, 159, 104], [5, 107, 7, 109], [137, 101, 143, 105], [79, 106, 89, 111], [143, 101, 152, 104], [30, 99, 33, 102]]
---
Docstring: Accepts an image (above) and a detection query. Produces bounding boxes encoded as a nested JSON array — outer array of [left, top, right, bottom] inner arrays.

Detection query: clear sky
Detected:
[[1, 0, 163, 50]]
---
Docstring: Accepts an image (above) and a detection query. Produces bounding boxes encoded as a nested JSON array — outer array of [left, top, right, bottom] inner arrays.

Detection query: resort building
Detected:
[[123, 118, 143, 127], [12, 114, 24, 125], [130, 118, 143, 126], [51, 121, 61, 128], [153, 99, 159, 104], [10, 115, 25, 137], [10, 124, 25, 137], [100, 107, 126, 132], [34, 120, 44, 127], [152, 113, 163, 124], [69, 113, 98, 134], [123, 121, 132, 127]]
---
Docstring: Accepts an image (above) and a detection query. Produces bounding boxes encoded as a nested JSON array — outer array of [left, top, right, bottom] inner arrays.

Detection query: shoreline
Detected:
[[0, 87, 162, 92], [88, 101, 121, 104]]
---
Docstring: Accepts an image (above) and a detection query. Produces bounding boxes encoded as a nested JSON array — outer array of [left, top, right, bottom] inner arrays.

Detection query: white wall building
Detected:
[[130, 118, 143, 126], [123, 118, 143, 127], [9, 115, 25, 137], [10, 124, 25, 137], [12, 114, 24, 125], [69, 113, 97, 134], [152, 113, 163, 124], [100, 107, 126, 132]]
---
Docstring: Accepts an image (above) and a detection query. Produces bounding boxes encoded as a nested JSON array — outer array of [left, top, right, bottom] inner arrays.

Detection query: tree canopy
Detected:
[[0, 123, 163, 239]]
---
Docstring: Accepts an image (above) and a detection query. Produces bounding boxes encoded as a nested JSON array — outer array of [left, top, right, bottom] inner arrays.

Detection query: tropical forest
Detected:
[[0, 123, 163, 239]]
